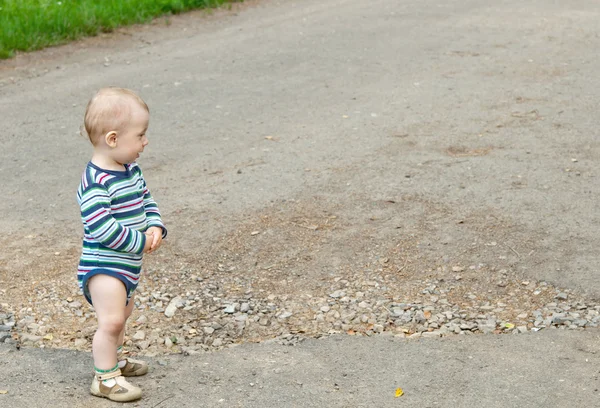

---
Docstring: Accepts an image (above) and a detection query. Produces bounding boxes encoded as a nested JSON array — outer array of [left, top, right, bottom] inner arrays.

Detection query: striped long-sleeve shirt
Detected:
[[77, 162, 166, 289]]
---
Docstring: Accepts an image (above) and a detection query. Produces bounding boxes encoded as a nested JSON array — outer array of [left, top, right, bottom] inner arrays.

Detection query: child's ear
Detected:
[[105, 131, 118, 147]]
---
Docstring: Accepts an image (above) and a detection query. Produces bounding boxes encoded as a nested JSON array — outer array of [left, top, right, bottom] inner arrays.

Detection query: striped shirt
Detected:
[[77, 162, 166, 290]]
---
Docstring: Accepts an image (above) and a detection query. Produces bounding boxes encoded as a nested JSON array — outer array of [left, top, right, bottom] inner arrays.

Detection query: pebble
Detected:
[[74, 339, 87, 347], [133, 331, 146, 341], [329, 290, 346, 298], [164, 297, 183, 318]]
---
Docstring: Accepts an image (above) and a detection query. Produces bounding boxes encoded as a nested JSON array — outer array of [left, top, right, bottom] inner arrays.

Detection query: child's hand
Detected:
[[143, 234, 153, 253], [145, 227, 163, 254]]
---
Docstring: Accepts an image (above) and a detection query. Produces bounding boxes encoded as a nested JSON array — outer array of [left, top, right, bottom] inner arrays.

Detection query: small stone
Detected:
[[414, 311, 426, 324], [74, 338, 87, 347], [555, 293, 568, 301], [240, 303, 250, 313], [165, 337, 173, 348], [212, 338, 223, 347], [479, 322, 496, 334], [136, 315, 148, 324], [391, 308, 403, 317], [68, 301, 82, 309], [137, 340, 150, 350], [329, 290, 346, 298], [133, 331, 146, 341], [20, 334, 42, 343], [552, 315, 571, 325], [165, 297, 183, 318], [204, 327, 215, 335], [224, 305, 236, 314]]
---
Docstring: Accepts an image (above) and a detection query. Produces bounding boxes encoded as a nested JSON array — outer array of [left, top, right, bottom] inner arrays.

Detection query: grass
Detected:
[[0, 0, 239, 59]]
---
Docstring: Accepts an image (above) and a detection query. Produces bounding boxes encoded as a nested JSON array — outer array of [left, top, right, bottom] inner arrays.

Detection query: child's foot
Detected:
[[90, 369, 142, 402], [119, 356, 149, 377]]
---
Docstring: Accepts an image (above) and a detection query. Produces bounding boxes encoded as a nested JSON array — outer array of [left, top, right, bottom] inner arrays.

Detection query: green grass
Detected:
[[0, 0, 239, 59]]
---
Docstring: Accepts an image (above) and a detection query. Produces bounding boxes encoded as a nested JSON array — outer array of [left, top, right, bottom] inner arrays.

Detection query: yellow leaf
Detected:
[[395, 388, 404, 397], [43, 334, 53, 341], [504, 323, 515, 330], [0, 390, 7, 394]]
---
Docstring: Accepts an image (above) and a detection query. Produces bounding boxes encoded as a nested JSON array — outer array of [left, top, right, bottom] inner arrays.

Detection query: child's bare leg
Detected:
[[88, 275, 142, 401], [117, 294, 135, 347], [88, 275, 127, 370], [116, 294, 149, 377]]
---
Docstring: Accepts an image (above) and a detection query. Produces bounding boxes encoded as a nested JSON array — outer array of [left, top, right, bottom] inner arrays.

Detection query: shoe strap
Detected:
[[96, 368, 122, 381]]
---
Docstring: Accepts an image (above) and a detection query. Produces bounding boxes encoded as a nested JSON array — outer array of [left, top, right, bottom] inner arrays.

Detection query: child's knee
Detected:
[[98, 316, 126, 335]]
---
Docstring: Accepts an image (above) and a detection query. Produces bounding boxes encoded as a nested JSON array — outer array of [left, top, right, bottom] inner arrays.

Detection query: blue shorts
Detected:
[[79, 269, 138, 306]]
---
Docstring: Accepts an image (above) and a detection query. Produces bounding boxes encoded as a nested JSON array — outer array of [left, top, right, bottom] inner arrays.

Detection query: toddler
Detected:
[[77, 87, 166, 402]]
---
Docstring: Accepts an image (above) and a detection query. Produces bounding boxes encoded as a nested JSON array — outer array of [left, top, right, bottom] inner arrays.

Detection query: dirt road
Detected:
[[1, 0, 600, 406]]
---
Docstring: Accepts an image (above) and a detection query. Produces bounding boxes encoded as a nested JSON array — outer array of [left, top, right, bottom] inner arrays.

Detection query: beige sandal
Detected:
[[90, 368, 142, 402], [120, 356, 149, 377]]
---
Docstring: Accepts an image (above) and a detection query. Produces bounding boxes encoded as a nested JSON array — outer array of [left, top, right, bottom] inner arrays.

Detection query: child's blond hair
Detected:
[[83, 87, 149, 144]]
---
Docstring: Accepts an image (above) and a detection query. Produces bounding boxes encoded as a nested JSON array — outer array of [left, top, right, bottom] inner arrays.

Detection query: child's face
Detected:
[[112, 103, 150, 165]]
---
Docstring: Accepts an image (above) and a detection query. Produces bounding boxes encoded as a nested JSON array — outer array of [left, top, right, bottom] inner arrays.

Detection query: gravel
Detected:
[[4, 269, 600, 356]]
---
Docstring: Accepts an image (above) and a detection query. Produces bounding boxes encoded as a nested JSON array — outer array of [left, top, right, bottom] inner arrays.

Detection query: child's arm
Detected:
[[142, 181, 166, 253], [138, 169, 167, 239], [80, 184, 148, 254]]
